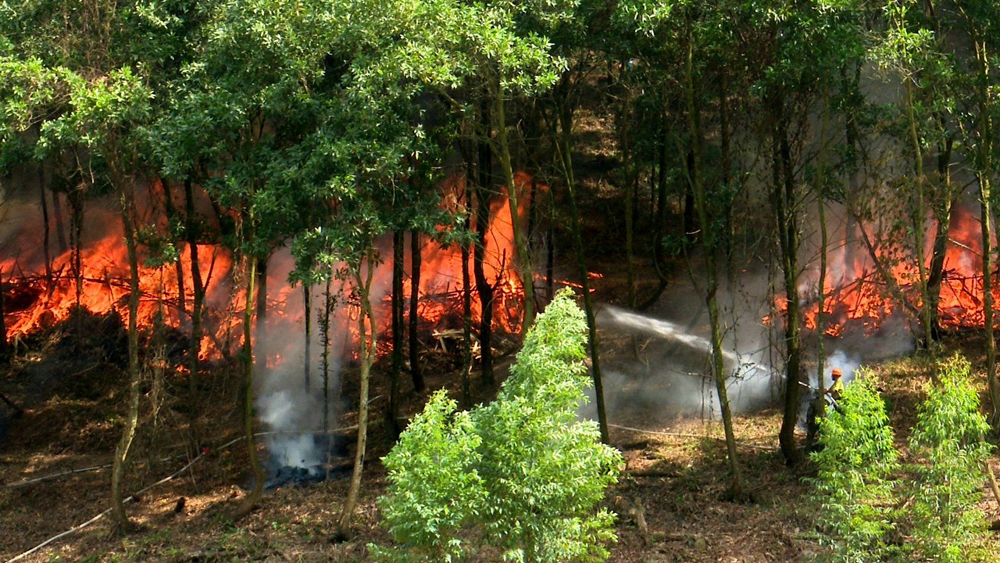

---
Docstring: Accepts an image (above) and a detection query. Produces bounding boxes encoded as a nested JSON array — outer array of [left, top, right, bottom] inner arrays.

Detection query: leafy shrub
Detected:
[[371, 390, 484, 562], [905, 354, 993, 563], [372, 289, 623, 563], [811, 355, 995, 563], [810, 372, 899, 562]]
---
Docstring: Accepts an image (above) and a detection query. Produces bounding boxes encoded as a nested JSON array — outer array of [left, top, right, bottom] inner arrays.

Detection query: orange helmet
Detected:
[[832, 368, 843, 379]]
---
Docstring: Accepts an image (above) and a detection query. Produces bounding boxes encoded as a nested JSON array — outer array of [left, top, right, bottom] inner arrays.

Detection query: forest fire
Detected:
[[772, 205, 995, 338], [0, 175, 529, 362]]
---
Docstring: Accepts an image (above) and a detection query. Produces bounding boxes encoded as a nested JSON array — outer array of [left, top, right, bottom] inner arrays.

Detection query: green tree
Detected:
[[906, 355, 993, 562], [811, 373, 899, 562], [373, 289, 623, 562]]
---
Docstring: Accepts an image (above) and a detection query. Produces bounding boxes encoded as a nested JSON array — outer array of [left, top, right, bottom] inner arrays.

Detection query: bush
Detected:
[[811, 355, 995, 563], [810, 372, 899, 562], [905, 355, 993, 563], [372, 289, 623, 563]]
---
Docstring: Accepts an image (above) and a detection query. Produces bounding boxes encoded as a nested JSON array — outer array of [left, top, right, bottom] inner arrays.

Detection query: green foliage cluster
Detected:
[[811, 373, 899, 561], [373, 290, 623, 563], [811, 355, 994, 562]]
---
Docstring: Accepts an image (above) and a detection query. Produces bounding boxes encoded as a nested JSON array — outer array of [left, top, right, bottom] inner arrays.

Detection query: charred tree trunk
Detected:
[[52, 187, 68, 255], [255, 256, 268, 362], [462, 203, 474, 408], [233, 255, 263, 520], [0, 268, 8, 364], [184, 179, 205, 444], [111, 183, 142, 530], [336, 256, 377, 539], [68, 190, 84, 309], [39, 168, 52, 282], [409, 231, 424, 393], [388, 230, 404, 438], [161, 179, 187, 330], [304, 284, 311, 393], [926, 136, 954, 342], [475, 101, 496, 387], [321, 277, 333, 472]]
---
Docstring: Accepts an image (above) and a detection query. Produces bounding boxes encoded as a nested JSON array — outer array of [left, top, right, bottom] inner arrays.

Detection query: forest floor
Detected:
[[3, 319, 1000, 563]]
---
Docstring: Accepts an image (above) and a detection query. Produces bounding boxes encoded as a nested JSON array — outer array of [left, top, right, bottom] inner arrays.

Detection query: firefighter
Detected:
[[827, 368, 845, 402]]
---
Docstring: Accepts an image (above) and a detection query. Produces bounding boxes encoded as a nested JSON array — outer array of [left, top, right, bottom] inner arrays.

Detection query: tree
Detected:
[[811, 373, 899, 562], [373, 289, 623, 562]]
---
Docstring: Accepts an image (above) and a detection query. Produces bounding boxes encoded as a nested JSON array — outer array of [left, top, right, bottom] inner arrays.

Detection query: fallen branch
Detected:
[[3, 463, 113, 489]]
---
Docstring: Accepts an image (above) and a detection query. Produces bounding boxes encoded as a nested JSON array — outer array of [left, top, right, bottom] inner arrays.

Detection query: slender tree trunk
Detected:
[[553, 101, 610, 444], [184, 179, 205, 445], [622, 85, 637, 309], [493, 81, 535, 332], [474, 107, 495, 386], [161, 179, 187, 329], [905, 82, 934, 349], [772, 98, 803, 466], [39, 168, 52, 282], [409, 231, 424, 393], [321, 277, 332, 473], [388, 230, 404, 438], [233, 256, 263, 520], [111, 184, 142, 530], [336, 257, 376, 539], [255, 256, 268, 363], [684, 27, 742, 492], [816, 91, 831, 419], [304, 284, 311, 393], [462, 210, 474, 408], [69, 191, 84, 308], [52, 187, 68, 255], [0, 268, 8, 364]]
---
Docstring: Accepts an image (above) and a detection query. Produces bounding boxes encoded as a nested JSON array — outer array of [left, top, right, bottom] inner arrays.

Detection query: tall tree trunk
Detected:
[[905, 82, 934, 349], [111, 184, 142, 530], [336, 256, 376, 539], [474, 105, 495, 386], [409, 231, 424, 393], [388, 230, 404, 438], [493, 80, 535, 332], [255, 256, 268, 363], [816, 91, 831, 416], [684, 27, 742, 493], [184, 179, 205, 445], [38, 167, 52, 282], [462, 201, 474, 408], [621, 84, 637, 309], [304, 284, 311, 393], [161, 179, 187, 330], [233, 256, 263, 520], [68, 190, 84, 309], [0, 268, 8, 364], [321, 277, 333, 473], [52, 187, 68, 255], [773, 99, 803, 466], [553, 100, 610, 444]]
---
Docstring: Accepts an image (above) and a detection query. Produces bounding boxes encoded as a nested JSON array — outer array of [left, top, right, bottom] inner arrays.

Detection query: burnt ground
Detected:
[[4, 310, 1000, 563]]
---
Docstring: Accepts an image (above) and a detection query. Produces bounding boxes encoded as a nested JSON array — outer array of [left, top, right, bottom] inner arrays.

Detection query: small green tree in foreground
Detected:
[[907, 355, 993, 562], [811, 372, 899, 562], [373, 289, 623, 562], [812, 355, 994, 562]]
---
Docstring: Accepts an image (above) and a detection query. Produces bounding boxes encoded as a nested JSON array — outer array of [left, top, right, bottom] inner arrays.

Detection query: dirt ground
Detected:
[[6, 326, 1000, 563]]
